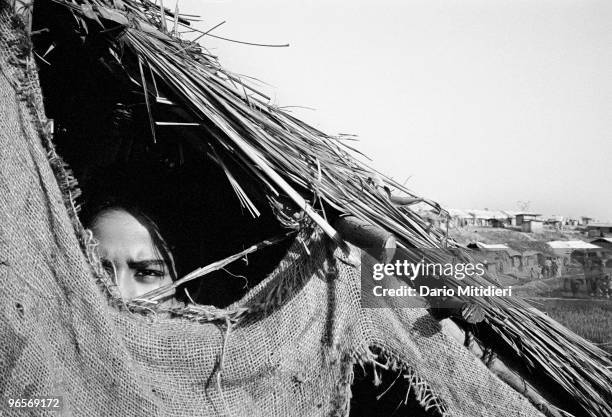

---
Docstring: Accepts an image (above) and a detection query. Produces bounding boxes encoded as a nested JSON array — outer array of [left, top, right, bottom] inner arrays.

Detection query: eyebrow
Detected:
[[127, 259, 166, 269]]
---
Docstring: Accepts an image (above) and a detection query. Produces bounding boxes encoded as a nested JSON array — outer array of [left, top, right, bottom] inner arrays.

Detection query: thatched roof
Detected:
[[32, 1, 612, 416], [45, 0, 446, 250]]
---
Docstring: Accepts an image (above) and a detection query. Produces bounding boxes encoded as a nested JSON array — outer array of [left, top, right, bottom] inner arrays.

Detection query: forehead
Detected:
[[91, 210, 158, 260]]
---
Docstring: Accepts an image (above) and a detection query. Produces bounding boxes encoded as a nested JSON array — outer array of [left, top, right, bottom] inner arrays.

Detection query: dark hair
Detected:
[[85, 201, 178, 281]]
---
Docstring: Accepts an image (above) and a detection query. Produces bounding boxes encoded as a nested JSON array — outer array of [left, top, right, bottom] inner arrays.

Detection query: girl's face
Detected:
[[91, 210, 173, 299]]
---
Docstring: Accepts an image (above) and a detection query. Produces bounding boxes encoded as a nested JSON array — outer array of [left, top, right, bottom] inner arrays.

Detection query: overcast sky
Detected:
[[170, 0, 611, 220]]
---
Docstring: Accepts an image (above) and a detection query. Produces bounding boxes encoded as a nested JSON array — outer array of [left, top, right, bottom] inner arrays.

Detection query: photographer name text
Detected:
[[372, 284, 512, 297]]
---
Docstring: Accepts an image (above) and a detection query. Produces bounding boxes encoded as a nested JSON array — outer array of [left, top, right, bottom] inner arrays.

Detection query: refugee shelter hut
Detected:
[[515, 212, 541, 226], [519, 250, 542, 272], [581, 216, 594, 226], [586, 222, 612, 237], [501, 210, 519, 227], [465, 210, 511, 228], [547, 241, 605, 291], [563, 217, 579, 227], [466, 242, 522, 276], [490, 218, 506, 228], [502, 248, 523, 273], [1, 1, 611, 417], [488, 211, 512, 228], [507, 249, 523, 270], [543, 215, 564, 230], [466, 209, 497, 227], [521, 220, 544, 233], [466, 242, 514, 275]]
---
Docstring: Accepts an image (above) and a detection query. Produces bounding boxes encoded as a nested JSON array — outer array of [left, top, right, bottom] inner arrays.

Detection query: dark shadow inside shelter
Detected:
[[350, 363, 441, 417], [30, 0, 307, 307]]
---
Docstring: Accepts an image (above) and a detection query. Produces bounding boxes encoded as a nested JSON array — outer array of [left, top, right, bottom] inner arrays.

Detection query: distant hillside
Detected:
[[450, 226, 587, 247]]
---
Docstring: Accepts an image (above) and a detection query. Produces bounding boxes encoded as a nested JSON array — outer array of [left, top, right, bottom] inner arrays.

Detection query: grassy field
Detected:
[[528, 298, 612, 354]]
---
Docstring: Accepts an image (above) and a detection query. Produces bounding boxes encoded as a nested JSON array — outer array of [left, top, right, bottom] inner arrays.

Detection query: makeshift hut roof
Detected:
[[505, 240, 556, 256], [547, 241, 601, 250], [471, 242, 511, 250], [1, 1, 611, 417], [467, 242, 521, 258], [36, 0, 451, 251], [586, 222, 612, 228]]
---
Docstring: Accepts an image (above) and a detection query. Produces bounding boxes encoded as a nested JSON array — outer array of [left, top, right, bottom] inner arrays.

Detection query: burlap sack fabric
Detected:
[[0, 7, 543, 416]]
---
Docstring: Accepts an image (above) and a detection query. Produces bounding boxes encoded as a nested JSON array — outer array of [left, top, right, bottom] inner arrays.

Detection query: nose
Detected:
[[115, 268, 138, 300]]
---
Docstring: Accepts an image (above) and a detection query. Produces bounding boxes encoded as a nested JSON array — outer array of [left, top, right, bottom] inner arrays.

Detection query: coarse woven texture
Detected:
[[0, 7, 545, 417]]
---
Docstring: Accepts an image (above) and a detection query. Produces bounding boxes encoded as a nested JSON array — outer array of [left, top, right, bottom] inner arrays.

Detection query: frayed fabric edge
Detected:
[[330, 345, 451, 417], [2, 5, 82, 232]]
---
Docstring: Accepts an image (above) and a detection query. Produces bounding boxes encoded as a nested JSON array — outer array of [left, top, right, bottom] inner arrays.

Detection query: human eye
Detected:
[[134, 268, 166, 283]]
